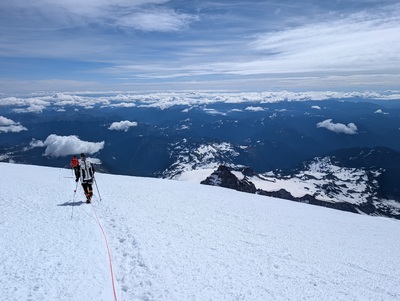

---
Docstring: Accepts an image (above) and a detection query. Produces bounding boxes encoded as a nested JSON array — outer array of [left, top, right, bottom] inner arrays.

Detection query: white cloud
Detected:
[[116, 9, 198, 32], [374, 109, 388, 115], [0, 116, 28, 133], [247, 5, 400, 75], [0, 97, 26, 107], [0, 97, 49, 113], [87, 157, 102, 164], [108, 102, 136, 108], [29, 139, 45, 148], [316, 119, 358, 135], [0, 116, 15, 126], [13, 104, 47, 113], [311, 105, 321, 110], [203, 108, 225, 116], [37, 134, 104, 157], [0, 90, 399, 112], [2, 0, 195, 33], [245, 106, 265, 112], [108, 120, 138, 132], [1, 2, 399, 92], [0, 125, 28, 133]]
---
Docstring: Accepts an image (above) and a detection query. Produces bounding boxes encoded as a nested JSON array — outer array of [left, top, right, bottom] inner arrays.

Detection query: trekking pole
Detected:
[[71, 181, 78, 219], [74, 181, 78, 194], [94, 177, 102, 201]]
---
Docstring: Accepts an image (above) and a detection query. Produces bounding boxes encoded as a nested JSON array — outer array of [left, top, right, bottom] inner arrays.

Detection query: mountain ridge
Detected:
[[198, 146, 400, 219]]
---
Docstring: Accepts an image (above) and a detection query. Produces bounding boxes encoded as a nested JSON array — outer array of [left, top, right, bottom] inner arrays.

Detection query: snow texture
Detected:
[[1, 163, 400, 301]]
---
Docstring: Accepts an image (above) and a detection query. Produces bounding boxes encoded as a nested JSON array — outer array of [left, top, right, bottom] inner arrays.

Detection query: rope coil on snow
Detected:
[[90, 203, 118, 301]]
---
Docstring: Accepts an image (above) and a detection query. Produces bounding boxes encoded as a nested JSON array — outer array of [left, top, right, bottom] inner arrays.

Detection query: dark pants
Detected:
[[82, 181, 93, 199], [73, 167, 79, 179]]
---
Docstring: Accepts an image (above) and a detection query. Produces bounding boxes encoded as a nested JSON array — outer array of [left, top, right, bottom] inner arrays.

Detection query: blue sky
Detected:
[[1, 0, 399, 94]]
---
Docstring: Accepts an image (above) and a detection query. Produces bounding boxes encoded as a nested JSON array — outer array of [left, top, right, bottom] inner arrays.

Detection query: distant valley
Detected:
[[1, 91, 400, 217]]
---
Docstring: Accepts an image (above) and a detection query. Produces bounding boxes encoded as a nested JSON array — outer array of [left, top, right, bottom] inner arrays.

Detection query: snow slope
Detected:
[[1, 163, 400, 301]]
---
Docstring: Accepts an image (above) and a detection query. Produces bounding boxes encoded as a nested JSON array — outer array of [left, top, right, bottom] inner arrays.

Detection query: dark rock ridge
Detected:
[[201, 166, 257, 194], [201, 165, 400, 219]]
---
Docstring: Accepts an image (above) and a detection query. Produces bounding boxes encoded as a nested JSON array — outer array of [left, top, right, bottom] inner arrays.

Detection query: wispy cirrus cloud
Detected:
[[245, 6, 400, 75], [105, 3, 400, 74], [1, 0, 195, 33], [115, 8, 199, 32], [1, 1, 399, 92]]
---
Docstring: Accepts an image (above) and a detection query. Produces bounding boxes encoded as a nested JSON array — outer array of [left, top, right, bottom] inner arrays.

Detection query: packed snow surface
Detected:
[[1, 163, 400, 301]]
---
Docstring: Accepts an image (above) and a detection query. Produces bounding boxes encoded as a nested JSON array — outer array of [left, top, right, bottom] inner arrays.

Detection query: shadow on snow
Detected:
[[57, 201, 86, 207]]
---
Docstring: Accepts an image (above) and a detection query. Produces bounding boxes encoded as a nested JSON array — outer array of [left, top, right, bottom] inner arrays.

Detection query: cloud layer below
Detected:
[[1, 90, 399, 112]]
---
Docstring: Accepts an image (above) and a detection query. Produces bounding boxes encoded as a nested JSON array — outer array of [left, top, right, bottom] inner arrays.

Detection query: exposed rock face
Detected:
[[256, 189, 359, 214], [201, 165, 400, 219], [201, 165, 256, 194]]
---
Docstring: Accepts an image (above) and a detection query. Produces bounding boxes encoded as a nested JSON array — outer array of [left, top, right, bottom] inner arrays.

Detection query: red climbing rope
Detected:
[[90, 202, 118, 301]]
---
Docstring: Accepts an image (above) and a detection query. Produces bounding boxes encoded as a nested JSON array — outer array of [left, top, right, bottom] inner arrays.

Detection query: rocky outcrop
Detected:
[[256, 187, 360, 214], [201, 165, 400, 219], [201, 165, 256, 193]]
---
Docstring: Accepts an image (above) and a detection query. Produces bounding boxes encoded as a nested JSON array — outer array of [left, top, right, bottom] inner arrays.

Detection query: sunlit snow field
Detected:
[[1, 163, 400, 300]]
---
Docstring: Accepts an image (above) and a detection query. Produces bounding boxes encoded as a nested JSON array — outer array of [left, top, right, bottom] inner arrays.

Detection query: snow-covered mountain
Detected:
[[1, 162, 400, 301], [167, 145, 400, 219], [162, 140, 242, 179]]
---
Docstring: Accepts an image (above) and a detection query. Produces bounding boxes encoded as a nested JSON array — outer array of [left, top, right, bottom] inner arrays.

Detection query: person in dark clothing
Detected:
[[70, 155, 80, 179], [75, 153, 95, 203]]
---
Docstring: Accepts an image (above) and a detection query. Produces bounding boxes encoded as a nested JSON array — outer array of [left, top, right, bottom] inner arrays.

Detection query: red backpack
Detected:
[[70, 156, 79, 168]]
